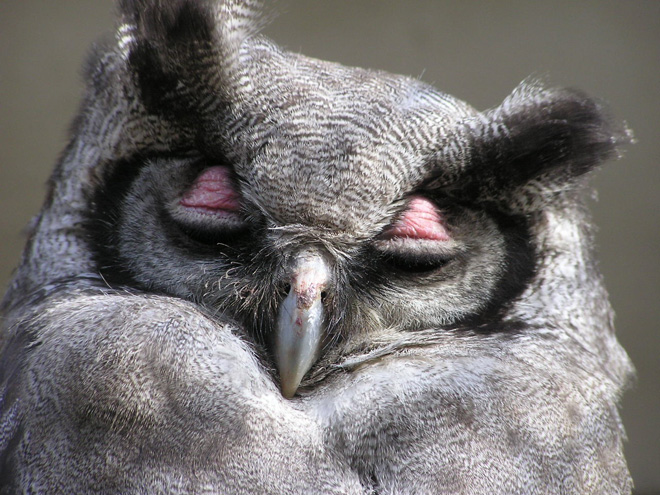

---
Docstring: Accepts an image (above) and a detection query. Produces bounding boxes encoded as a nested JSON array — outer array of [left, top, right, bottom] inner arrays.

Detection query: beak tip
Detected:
[[279, 371, 303, 399], [280, 384, 297, 399]]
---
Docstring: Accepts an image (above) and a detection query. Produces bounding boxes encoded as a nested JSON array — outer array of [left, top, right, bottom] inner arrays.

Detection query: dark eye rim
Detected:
[[175, 221, 250, 247], [377, 249, 454, 275], [160, 201, 251, 250]]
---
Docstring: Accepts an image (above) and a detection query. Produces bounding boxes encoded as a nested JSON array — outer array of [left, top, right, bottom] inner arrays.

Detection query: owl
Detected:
[[0, 1, 633, 493]]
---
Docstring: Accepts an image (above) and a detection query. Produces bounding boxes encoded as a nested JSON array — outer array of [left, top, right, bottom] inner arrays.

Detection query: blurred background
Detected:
[[1, 1, 658, 492]]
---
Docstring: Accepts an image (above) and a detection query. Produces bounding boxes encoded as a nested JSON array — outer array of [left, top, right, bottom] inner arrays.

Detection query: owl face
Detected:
[[0, 2, 635, 491], [92, 150, 517, 392], [71, 1, 629, 397]]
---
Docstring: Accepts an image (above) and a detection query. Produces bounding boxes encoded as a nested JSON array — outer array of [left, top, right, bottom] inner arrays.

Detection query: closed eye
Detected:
[[169, 165, 248, 244], [179, 165, 242, 221], [379, 196, 450, 242], [374, 196, 457, 274]]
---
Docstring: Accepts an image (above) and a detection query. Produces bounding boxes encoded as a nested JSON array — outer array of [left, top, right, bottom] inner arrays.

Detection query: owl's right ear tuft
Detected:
[[118, 0, 216, 47], [115, 0, 219, 119], [116, 0, 266, 122], [117, 0, 265, 50]]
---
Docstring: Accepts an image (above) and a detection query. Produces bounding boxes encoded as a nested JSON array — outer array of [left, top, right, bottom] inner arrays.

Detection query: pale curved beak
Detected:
[[275, 253, 330, 398]]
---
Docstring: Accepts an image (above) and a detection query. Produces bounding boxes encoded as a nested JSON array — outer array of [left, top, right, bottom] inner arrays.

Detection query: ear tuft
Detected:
[[461, 81, 632, 210], [116, 0, 266, 120], [118, 0, 216, 46]]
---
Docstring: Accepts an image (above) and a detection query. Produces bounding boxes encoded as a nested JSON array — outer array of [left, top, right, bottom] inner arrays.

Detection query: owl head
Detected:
[[12, 0, 631, 398]]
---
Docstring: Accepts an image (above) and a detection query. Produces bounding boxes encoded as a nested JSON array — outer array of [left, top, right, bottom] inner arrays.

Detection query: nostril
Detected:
[[280, 283, 291, 298]]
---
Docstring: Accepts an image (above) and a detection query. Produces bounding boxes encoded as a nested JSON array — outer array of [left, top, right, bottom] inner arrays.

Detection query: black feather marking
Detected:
[[84, 155, 152, 288], [120, 1, 221, 121], [469, 209, 537, 327], [128, 41, 185, 117], [454, 84, 630, 206], [119, 0, 216, 43], [427, 207, 537, 332], [489, 87, 623, 176]]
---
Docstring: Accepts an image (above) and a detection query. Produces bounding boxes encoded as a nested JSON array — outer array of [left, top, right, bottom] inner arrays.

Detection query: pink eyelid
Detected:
[[179, 166, 241, 213], [180, 172, 447, 242], [381, 196, 450, 242]]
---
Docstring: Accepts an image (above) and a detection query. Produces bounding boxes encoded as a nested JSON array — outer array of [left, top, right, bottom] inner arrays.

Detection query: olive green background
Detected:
[[1, 1, 658, 492]]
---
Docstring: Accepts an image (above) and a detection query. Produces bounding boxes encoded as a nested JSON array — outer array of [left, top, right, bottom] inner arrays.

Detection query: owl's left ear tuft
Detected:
[[463, 81, 632, 208]]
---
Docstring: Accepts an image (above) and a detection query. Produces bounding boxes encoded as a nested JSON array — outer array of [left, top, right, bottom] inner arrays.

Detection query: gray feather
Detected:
[[1, 1, 633, 493]]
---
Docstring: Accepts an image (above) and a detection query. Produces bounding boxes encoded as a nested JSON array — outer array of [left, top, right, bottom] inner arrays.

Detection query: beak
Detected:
[[275, 253, 330, 398]]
